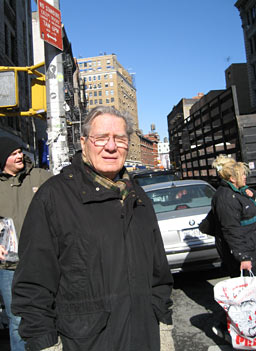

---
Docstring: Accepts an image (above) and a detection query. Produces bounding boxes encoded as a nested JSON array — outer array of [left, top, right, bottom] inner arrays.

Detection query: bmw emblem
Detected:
[[189, 220, 195, 226]]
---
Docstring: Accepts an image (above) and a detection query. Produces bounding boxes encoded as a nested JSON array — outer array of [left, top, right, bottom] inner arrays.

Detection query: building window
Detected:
[[95, 99, 98, 104], [98, 91, 102, 96], [110, 90, 114, 95], [105, 90, 109, 96], [93, 84, 97, 89], [97, 61, 101, 66], [111, 97, 114, 102], [99, 99, 103, 104], [110, 82, 114, 87], [90, 100, 93, 105], [89, 84, 92, 89], [94, 91, 97, 97], [89, 92, 92, 97], [109, 74, 113, 78], [98, 83, 102, 88], [106, 98, 110, 104], [105, 82, 109, 88], [98, 75, 101, 80], [88, 76, 92, 81], [93, 76, 96, 81], [104, 74, 108, 79]]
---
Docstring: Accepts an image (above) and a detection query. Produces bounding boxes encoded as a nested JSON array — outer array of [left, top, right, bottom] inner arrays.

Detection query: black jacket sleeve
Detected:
[[11, 188, 60, 350], [213, 190, 254, 262]]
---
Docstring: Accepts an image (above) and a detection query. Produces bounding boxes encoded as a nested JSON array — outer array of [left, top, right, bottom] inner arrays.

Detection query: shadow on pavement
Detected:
[[173, 267, 234, 349]]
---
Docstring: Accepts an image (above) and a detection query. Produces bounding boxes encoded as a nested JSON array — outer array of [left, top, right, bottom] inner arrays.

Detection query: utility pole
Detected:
[[42, 0, 70, 174]]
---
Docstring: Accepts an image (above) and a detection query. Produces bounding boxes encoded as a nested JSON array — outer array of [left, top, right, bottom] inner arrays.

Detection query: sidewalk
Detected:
[[160, 323, 234, 351], [160, 323, 175, 351]]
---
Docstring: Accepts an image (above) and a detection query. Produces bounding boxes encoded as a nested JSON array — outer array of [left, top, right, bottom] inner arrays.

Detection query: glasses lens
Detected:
[[115, 138, 128, 148], [94, 138, 108, 146]]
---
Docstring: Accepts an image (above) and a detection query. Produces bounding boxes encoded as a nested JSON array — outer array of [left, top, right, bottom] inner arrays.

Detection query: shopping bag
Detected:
[[0, 217, 19, 262], [214, 271, 256, 350]]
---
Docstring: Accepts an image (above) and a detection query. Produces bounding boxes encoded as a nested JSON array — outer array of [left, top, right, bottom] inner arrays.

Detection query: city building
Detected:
[[143, 131, 160, 168], [235, 0, 256, 111], [139, 134, 155, 168], [77, 54, 141, 166], [0, 0, 36, 160], [225, 63, 251, 114]]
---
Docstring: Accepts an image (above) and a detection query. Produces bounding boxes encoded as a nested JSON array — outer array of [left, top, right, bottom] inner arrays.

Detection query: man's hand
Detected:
[[0, 245, 7, 260], [240, 260, 252, 271]]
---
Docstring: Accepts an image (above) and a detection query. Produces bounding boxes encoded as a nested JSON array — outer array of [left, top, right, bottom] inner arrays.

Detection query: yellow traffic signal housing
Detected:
[[0, 70, 19, 108], [0, 62, 46, 119], [31, 76, 46, 112]]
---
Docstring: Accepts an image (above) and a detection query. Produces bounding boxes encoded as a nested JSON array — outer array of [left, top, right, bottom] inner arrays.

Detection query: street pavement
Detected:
[[160, 322, 234, 351]]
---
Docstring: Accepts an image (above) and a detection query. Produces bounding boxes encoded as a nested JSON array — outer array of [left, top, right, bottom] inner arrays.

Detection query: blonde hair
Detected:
[[212, 155, 250, 187]]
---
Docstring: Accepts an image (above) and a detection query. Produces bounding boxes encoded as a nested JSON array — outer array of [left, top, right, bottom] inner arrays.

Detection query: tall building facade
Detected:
[[77, 54, 141, 165], [235, 0, 256, 111], [0, 0, 36, 160]]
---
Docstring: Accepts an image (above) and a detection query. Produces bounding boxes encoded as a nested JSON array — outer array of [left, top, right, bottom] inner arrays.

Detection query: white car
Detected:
[[143, 180, 220, 273]]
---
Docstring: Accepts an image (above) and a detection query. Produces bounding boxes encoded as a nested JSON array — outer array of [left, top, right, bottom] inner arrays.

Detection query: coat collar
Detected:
[[62, 152, 145, 206]]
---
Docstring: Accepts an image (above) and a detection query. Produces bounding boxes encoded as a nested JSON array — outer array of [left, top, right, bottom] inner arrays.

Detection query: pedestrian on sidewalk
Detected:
[[211, 154, 256, 278], [12, 106, 173, 351], [209, 154, 256, 342], [0, 136, 52, 350]]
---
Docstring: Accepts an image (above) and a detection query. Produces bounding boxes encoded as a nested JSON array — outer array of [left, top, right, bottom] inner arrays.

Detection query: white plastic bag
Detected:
[[0, 217, 19, 262], [214, 271, 256, 350]]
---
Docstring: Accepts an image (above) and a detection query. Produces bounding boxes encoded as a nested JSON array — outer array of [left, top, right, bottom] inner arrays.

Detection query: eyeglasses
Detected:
[[88, 135, 129, 149]]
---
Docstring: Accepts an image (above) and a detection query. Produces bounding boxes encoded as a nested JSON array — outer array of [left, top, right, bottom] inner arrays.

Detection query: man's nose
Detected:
[[104, 137, 117, 151]]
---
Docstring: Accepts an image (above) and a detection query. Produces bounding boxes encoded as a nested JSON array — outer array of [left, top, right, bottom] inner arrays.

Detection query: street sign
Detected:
[[38, 0, 63, 51]]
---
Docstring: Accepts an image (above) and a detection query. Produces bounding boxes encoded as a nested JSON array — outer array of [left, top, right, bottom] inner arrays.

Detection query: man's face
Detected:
[[80, 114, 128, 179], [4, 149, 24, 176]]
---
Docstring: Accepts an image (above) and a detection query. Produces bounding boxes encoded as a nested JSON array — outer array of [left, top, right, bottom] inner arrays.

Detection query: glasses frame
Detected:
[[87, 134, 129, 149]]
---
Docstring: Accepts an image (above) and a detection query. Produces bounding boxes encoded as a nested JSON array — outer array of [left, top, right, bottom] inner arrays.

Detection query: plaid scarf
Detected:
[[82, 154, 134, 201]]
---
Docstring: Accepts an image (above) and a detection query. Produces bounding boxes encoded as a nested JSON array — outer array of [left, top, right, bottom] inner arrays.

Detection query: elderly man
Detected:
[[12, 106, 173, 351], [0, 137, 52, 351]]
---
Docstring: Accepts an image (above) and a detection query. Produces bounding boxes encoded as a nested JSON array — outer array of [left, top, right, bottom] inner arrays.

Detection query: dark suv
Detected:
[[130, 169, 181, 186]]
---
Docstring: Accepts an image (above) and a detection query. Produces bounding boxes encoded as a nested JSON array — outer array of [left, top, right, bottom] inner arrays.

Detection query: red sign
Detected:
[[38, 0, 63, 51]]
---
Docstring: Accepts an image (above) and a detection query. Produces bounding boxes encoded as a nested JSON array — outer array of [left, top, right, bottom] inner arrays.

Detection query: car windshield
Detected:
[[135, 173, 179, 186], [146, 184, 215, 214]]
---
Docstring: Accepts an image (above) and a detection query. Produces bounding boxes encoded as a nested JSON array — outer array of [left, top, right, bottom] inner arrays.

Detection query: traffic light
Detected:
[[0, 70, 19, 108]]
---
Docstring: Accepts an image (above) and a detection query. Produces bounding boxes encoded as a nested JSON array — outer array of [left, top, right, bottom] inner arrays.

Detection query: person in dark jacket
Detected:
[[0, 137, 52, 351], [12, 106, 173, 351], [209, 155, 256, 342], [211, 154, 256, 278]]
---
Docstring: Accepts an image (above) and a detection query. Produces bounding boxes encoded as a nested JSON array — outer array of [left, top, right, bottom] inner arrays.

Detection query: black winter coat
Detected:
[[211, 180, 256, 277], [12, 153, 173, 351]]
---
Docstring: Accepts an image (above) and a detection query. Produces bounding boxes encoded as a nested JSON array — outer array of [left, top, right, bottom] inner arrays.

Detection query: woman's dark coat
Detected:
[[211, 180, 256, 277], [12, 152, 173, 351]]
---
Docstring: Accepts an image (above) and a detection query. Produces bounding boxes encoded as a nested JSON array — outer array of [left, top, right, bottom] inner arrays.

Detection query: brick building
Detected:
[[139, 135, 154, 168]]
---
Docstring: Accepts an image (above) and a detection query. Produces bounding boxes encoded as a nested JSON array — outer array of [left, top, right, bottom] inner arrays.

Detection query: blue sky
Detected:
[[33, 0, 246, 141]]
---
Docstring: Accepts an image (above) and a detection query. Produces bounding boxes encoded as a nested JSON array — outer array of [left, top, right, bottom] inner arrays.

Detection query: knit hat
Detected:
[[0, 137, 22, 170]]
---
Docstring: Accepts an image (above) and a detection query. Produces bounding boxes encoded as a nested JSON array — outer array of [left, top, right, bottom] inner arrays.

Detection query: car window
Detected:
[[135, 174, 179, 186], [146, 184, 215, 214]]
